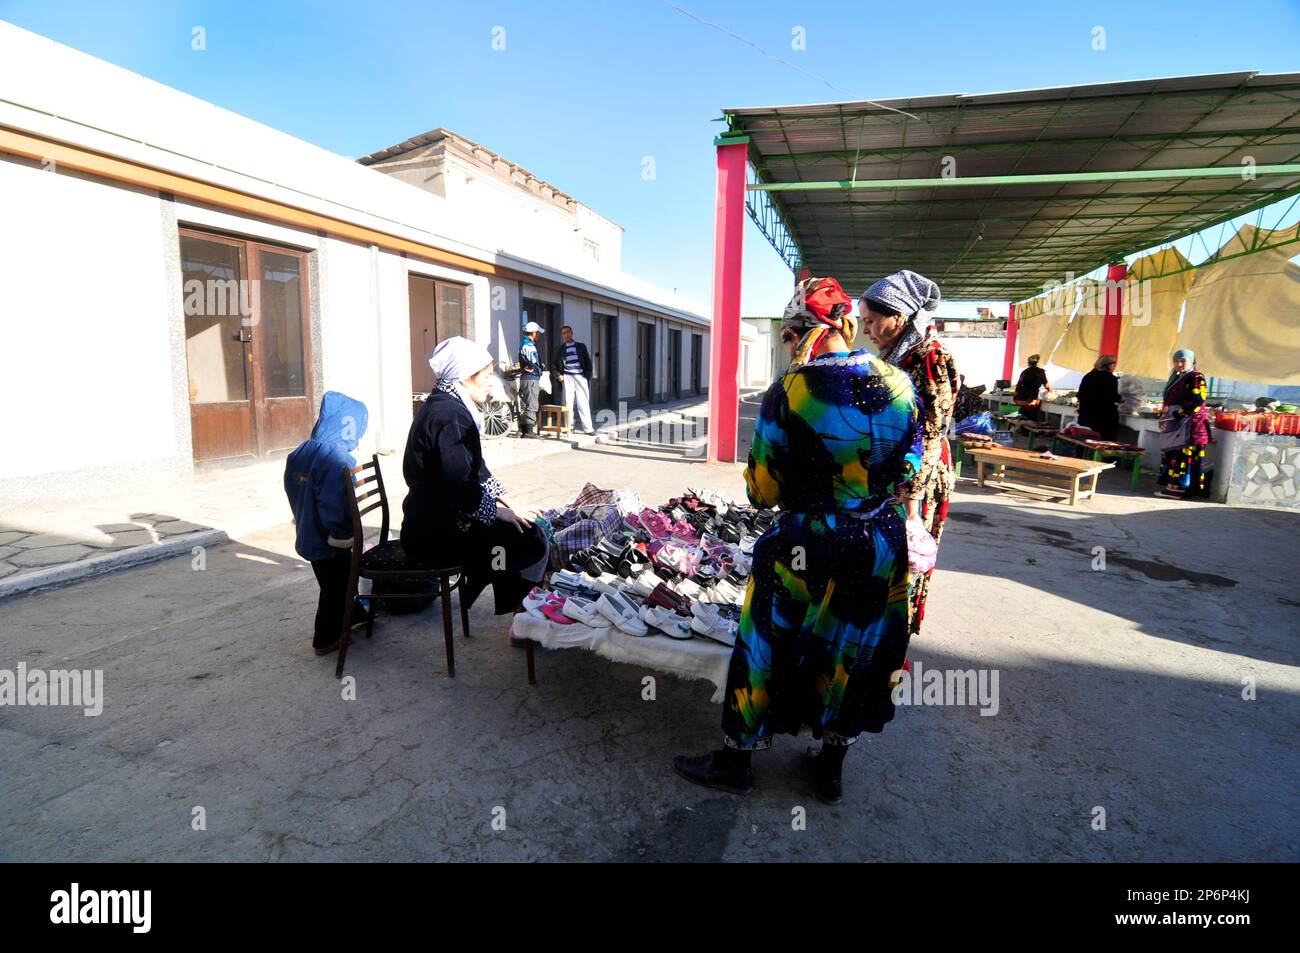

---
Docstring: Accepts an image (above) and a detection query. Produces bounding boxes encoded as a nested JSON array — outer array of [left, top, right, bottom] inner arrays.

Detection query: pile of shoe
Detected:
[[519, 488, 774, 647]]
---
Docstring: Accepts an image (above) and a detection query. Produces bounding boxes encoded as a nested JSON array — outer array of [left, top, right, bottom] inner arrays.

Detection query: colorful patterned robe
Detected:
[[1158, 370, 1212, 496], [724, 349, 923, 750], [892, 330, 959, 636]]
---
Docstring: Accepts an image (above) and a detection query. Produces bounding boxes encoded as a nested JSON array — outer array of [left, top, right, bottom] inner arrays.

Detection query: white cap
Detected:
[[523, 321, 543, 333]]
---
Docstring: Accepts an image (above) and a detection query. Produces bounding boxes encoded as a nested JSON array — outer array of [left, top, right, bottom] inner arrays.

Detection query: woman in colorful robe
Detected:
[[673, 277, 922, 805], [859, 270, 958, 638], [1157, 348, 1212, 499]]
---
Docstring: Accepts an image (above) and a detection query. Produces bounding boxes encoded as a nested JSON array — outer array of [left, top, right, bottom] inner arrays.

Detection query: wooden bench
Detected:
[[964, 446, 1116, 505], [1050, 434, 1144, 490]]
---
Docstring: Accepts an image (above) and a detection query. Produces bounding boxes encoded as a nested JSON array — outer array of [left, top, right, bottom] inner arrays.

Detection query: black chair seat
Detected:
[[361, 539, 460, 575]]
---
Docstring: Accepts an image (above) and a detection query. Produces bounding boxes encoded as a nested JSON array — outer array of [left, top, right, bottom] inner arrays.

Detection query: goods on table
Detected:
[[517, 484, 770, 645], [1215, 411, 1300, 434]]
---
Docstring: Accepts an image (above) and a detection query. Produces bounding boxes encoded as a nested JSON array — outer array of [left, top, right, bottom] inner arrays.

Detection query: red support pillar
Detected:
[[1001, 302, 1018, 381], [1099, 261, 1127, 363], [707, 136, 748, 463]]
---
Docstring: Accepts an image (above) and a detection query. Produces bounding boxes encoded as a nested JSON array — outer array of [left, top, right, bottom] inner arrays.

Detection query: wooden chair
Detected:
[[335, 454, 470, 680]]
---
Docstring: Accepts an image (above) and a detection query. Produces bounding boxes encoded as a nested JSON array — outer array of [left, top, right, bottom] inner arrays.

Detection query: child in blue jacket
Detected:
[[285, 391, 369, 655]]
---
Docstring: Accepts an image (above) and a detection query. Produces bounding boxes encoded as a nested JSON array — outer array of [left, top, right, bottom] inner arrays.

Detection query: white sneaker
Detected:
[[597, 592, 649, 636], [641, 605, 694, 640], [522, 586, 550, 618], [626, 568, 665, 598], [690, 602, 738, 646], [675, 577, 706, 599], [586, 571, 623, 595], [562, 595, 611, 627]]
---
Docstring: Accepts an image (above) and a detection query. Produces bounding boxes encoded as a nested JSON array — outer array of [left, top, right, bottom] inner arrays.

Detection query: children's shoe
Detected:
[[597, 592, 649, 636], [641, 605, 694, 640], [562, 595, 611, 627]]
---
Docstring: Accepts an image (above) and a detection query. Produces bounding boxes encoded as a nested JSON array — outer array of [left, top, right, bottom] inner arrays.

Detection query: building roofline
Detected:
[[357, 126, 585, 207]]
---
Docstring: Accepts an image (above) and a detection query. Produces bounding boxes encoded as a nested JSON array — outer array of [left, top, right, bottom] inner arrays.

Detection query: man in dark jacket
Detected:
[[284, 391, 368, 655], [552, 324, 596, 434], [516, 321, 545, 438]]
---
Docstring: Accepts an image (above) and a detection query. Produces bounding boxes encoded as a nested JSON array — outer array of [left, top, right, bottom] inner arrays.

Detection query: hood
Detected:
[[310, 391, 368, 452]]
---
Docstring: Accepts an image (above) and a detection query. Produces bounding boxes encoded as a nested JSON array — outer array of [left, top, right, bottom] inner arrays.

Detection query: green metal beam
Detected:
[[749, 164, 1300, 191]]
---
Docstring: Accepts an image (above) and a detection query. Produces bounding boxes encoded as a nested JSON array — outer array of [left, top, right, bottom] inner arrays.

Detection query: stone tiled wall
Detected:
[[1224, 436, 1300, 508]]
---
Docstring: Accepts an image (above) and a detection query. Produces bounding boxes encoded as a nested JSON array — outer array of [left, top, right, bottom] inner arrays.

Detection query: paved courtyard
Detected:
[[1, 441, 1297, 861]]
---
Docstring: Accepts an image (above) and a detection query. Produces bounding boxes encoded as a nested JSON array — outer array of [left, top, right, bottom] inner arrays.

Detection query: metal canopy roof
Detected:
[[722, 72, 1300, 301]]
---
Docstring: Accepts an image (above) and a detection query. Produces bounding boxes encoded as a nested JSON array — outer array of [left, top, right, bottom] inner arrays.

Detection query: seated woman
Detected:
[[674, 276, 922, 805], [400, 337, 548, 613], [1077, 354, 1121, 440]]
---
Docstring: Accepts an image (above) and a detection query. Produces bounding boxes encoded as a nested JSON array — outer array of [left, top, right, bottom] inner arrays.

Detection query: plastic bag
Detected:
[[955, 411, 995, 436], [1117, 376, 1145, 414], [905, 518, 938, 575], [539, 371, 552, 396]]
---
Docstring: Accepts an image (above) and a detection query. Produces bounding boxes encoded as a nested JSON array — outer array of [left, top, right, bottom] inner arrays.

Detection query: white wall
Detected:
[[0, 158, 181, 491]]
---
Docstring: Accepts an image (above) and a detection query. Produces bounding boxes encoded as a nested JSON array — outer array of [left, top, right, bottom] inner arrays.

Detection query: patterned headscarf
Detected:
[[1165, 347, 1197, 397], [861, 270, 942, 366], [781, 276, 857, 367]]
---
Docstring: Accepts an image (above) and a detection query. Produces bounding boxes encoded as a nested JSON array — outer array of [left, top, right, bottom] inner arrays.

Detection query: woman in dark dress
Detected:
[[1077, 354, 1121, 440], [401, 337, 548, 613], [1013, 355, 1052, 421]]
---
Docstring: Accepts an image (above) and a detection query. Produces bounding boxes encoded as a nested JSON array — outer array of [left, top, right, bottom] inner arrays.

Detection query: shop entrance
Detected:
[[636, 321, 655, 402], [180, 229, 313, 463]]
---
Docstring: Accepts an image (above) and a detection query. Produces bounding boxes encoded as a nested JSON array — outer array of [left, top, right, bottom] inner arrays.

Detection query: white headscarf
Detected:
[[429, 336, 495, 430]]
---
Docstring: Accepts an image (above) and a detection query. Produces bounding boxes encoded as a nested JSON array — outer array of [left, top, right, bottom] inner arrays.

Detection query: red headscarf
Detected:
[[782, 276, 857, 366]]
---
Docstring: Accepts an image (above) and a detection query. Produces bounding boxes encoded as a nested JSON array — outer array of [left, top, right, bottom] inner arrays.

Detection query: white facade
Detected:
[[0, 23, 709, 507]]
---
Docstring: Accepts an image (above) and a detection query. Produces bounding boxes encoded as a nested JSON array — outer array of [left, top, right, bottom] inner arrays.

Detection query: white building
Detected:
[[0, 23, 710, 508]]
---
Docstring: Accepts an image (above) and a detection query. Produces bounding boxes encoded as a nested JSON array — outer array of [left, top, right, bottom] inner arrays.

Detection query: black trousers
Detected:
[[310, 554, 352, 649], [404, 519, 547, 615]]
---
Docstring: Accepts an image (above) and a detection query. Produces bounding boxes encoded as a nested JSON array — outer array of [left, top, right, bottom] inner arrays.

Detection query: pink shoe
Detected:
[[541, 597, 576, 624]]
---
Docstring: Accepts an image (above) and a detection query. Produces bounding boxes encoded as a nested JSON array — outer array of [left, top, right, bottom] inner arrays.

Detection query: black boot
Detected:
[[672, 747, 754, 795], [804, 743, 846, 805]]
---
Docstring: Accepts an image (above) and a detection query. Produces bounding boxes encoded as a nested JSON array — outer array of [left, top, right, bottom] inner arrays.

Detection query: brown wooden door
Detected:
[[409, 275, 468, 395], [181, 229, 313, 463]]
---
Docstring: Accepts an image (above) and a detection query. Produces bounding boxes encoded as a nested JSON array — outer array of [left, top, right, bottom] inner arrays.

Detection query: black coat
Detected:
[[399, 391, 545, 614], [1077, 369, 1121, 440], [551, 340, 592, 378], [400, 391, 495, 548]]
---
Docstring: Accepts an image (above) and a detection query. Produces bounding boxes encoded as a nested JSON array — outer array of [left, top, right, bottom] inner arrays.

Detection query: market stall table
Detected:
[[509, 611, 732, 701], [965, 446, 1115, 505], [1050, 434, 1144, 490]]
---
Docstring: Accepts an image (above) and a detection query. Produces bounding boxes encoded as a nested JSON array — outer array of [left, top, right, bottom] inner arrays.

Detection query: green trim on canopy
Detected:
[[722, 72, 1300, 300]]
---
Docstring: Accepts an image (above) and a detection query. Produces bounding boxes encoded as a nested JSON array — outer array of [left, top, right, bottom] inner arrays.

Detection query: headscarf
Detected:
[[1094, 354, 1117, 371], [1165, 347, 1196, 398], [429, 336, 495, 430], [861, 269, 942, 366], [781, 276, 857, 367]]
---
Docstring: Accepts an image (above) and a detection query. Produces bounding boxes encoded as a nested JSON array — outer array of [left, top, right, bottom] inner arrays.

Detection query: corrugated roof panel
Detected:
[[728, 71, 1300, 299]]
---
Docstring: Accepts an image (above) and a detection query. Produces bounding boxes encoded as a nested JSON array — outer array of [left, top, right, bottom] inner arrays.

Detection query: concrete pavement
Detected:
[[1, 442, 1297, 861]]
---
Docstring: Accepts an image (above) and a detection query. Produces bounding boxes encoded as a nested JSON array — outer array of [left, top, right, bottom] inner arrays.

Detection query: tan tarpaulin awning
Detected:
[[1117, 247, 1196, 379], [1180, 223, 1300, 386], [1053, 280, 1106, 371], [1015, 285, 1075, 367]]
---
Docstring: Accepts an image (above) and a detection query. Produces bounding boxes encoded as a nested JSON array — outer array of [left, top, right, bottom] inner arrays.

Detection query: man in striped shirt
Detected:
[[553, 324, 596, 435]]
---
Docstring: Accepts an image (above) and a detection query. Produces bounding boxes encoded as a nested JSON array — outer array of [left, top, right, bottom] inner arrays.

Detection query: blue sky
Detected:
[[4, 0, 1298, 317]]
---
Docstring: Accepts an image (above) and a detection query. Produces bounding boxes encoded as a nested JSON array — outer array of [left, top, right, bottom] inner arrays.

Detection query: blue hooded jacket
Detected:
[[284, 391, 369, 561]]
